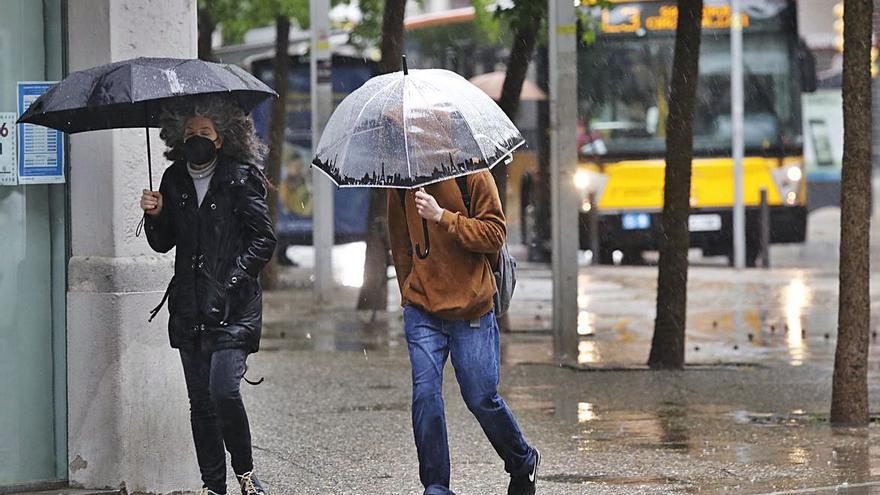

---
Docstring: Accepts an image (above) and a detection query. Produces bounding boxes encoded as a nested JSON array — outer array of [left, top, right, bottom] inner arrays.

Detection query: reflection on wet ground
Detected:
[[501, 380, 880, 494], [256, 255, 880, 493], [506, 266, 880, 370], [542, 473, 683, 485], [265, 263, 880, 370]]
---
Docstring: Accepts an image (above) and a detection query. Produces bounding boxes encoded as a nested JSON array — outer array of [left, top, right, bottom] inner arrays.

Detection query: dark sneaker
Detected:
[[238, 471, 268, 495], [508, 448, 541, 495], [197, 488, 225, 495]]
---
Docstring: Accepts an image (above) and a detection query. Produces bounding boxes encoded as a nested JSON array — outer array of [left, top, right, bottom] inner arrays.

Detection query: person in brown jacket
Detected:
[[388, 170, 540, 495]]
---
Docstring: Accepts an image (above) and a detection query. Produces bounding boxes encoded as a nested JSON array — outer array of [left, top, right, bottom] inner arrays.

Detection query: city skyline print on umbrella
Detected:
[[312, 56, 525, 258]]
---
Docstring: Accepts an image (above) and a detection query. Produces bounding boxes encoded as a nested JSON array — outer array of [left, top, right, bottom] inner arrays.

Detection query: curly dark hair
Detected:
[[159, 95, 267, 166]]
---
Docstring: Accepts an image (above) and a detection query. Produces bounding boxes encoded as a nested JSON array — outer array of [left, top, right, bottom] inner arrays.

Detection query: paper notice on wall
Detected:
[[17, 82, 64, 184], [0, 112, 16, 186]]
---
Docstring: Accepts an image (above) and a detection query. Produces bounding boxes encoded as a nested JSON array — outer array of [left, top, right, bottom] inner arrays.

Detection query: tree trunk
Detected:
[[493, 16, 542, 208], [197, 3, 216, 61], [531, 46, 552, 263], [831, 0, 873, 426], [262, 15, 291, 291], [357, 0, 407, 310], [647, 0, 703, 370]]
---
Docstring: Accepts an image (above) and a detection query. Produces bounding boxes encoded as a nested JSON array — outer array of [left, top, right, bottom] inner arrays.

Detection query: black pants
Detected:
[[180, 346, 253, 492]]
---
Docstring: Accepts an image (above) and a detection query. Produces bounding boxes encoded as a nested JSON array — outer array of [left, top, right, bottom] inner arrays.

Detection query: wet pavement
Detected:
[[240, 207, 880, 494]]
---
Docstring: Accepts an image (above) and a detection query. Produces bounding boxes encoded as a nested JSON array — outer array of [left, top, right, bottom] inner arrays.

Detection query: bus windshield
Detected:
[[579, 31, 802, 158]]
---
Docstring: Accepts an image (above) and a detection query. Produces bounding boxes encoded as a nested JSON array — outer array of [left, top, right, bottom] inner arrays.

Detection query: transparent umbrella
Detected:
[[312, 60, 523, 189], [312, 57, 524, 257]]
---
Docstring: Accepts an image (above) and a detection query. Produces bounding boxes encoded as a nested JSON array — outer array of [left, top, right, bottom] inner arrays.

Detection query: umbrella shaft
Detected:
[[145, 125, 153, 191]]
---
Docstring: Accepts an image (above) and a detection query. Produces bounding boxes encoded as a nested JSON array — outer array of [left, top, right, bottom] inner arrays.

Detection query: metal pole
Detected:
[[311, 0, 335, 302], [549, 0, 579, 363], [589, 193, 600, 265], [731, 0, 746, 269], [760, 187, 770, 268]]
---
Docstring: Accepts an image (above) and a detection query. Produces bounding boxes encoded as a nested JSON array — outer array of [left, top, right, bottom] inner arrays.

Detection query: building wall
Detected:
[[0, 0, 67, 488]]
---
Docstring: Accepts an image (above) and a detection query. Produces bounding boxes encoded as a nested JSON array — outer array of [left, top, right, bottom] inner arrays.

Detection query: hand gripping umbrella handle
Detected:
[[136, 106, 153, 238], [415, 218, 430, 259]]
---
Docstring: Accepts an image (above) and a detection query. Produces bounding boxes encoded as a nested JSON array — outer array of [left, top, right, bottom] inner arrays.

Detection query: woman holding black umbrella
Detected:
[[140, 95, 275, 495]]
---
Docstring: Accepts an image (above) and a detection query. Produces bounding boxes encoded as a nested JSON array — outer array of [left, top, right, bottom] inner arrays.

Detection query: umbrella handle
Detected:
[[146, 126, 153, 191], [415, 217, 430, 259], [145, 105, 153, 191]]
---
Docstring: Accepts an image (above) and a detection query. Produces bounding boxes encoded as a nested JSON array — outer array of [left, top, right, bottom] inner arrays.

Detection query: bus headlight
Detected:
[[573, 169, 609, 209], [771, 164, 804, 206], [574, 170, 591, 190]]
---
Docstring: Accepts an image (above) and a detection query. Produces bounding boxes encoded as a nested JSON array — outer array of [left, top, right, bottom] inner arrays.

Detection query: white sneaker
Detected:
[[238, 470, 268, 495]]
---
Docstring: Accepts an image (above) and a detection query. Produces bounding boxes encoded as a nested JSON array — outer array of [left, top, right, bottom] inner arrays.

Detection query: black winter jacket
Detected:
[[145, 158, 277, 353]]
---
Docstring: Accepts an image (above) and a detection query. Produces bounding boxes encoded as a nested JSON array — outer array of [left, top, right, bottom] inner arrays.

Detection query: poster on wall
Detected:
[[17, 82, 64, 184], [0, 112, 16, 186]]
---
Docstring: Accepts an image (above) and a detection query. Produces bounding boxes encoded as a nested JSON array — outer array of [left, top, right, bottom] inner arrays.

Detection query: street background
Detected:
[[232, 205, 880, 494], [2, 0, 879, 493]]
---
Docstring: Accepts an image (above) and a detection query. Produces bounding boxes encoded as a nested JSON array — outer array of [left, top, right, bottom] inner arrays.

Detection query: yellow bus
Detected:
[[575, 0, 814, 266]]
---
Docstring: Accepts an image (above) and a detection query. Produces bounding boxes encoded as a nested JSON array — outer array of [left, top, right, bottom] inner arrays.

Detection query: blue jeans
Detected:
[[404, 305, 535, 495]]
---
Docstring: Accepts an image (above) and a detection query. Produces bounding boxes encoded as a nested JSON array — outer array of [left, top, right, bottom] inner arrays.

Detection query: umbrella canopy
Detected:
[[468, 71, 547, 102], [17, 57, 276, 194], [312, 67, 524, 189], [17, 57, 276, 133]]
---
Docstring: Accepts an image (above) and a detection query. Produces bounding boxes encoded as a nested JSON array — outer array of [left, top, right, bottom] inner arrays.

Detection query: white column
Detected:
[[311, 0, 336, 302], [549, 0, 580, 363], [66, 1, 200, 492]]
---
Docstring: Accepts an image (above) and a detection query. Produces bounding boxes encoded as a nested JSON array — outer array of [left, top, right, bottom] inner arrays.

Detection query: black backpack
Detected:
[[455, 176, 517, 317]]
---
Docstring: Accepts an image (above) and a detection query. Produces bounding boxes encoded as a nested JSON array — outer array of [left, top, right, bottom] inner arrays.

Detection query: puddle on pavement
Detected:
[[502, 388, 880, 488], [543, 473, 683, 486], [574, 401, 694, 452], [335, 402, 409, 414], [263, 312, 404, 354], [733, 410, 880, 426]]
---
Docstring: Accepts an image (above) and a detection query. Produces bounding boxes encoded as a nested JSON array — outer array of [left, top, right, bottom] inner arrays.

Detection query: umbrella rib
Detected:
[[409, 82, 457, 138], [484, 137, 525, 168], [402, 77, 412, 179], [333, 77, 399, 167], [424, 77, 522, 163], [419, 78, 494, 164], [408, 81, 483, 164]]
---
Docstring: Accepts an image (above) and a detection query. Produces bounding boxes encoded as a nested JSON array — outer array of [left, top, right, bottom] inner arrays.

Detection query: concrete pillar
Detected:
[[549, 0, 580, 363], [66, 1, 200, 493]]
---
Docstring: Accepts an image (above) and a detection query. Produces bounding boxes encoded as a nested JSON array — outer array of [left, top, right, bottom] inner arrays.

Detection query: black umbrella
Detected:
[[17, 57, 277, 189]]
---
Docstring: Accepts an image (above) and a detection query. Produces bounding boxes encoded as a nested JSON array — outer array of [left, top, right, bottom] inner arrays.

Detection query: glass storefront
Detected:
[[0, 0, 68, 489]]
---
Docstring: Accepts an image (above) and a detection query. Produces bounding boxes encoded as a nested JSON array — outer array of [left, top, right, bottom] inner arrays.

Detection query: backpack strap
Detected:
[[455, 175, 471, 216], [456, 175, 503, 270]]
